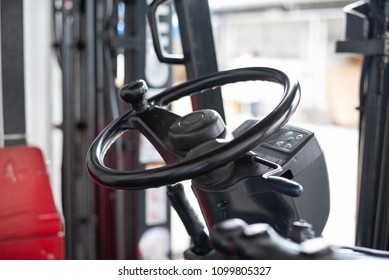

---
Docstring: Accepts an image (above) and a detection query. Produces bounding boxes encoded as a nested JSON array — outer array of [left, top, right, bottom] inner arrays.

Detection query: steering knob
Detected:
[[119, 79, 149, 112]]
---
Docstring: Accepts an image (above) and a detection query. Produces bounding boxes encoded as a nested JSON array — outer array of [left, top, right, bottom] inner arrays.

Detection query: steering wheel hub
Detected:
[[169, 109, 226, 152]]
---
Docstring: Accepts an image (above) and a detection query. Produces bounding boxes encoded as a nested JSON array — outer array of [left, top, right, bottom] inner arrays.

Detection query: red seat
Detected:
[[0, 146, 64, 259]]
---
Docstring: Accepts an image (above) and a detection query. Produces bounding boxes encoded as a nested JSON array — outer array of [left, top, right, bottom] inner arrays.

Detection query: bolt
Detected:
[[217, 200, 229, 210]]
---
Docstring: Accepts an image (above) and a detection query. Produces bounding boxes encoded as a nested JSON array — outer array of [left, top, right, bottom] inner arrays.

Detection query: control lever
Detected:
[[167, 183, 213, 257], [252, 154, 303, 197]]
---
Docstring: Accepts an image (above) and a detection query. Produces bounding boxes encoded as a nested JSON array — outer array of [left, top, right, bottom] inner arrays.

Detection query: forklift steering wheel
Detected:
[[86, 67, 300, 189]]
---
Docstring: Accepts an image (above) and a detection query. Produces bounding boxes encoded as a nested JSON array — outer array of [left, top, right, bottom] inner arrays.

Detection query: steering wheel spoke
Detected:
[[130, 106, 183, 163]]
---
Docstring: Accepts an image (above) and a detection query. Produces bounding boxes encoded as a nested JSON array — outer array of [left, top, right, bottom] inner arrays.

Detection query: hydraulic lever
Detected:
[[167, 183, 217, 259], [252, 154, 303, 197]]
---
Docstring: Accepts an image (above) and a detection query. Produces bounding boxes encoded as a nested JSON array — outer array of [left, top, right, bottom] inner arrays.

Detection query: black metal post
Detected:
[[336, 0, 389, 250], [84, 0, 98, 259], [173, 0, 225, 121], [61, 1, 77, 259], [356, 0, 389, 250], [373, 89, 389, 249], [121, 0, 146, 259]]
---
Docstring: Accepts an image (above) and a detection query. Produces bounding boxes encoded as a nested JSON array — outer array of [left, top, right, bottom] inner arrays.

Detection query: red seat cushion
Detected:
[[0, 146, 64, 259]]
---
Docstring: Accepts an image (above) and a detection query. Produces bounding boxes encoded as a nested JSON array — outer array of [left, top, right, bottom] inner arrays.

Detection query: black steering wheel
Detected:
[[86, 67, 300, 189]]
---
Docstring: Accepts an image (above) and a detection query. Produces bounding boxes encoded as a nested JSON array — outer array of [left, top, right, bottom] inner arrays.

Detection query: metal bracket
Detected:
[[336, 39, 389, 56]]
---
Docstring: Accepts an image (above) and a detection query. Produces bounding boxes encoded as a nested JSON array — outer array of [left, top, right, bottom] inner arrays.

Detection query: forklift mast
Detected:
[[337, 0, 389, 250], [57, 0, 224, 259]]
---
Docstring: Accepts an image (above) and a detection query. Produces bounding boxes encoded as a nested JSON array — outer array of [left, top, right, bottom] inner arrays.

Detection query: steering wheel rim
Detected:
[[86, 67, 300, 189]]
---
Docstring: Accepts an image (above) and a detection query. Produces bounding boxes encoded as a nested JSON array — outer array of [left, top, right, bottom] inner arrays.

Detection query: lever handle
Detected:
[[266, 176, 303, 197], [147, 0, 185, 64], [167, 183, 212, 255], [252, 154, 303, 197]]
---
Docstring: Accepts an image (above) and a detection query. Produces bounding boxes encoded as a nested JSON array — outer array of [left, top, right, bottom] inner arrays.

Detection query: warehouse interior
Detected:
[[1, 0, 389, 260]]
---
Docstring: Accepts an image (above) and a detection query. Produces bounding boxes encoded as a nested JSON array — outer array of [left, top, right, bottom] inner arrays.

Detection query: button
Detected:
[[286, 137, 294, 142], [296, 134, 304, 140], [284, 131, 294, 138], [276, 141, 285, 147], [284, 143, 293, 150]]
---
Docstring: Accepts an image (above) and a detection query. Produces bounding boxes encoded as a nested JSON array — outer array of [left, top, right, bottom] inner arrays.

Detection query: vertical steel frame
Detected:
[[59, 0, 172, 259], [173, 0, 225, 121], [60, 0, 77, 259], [337, 0, 389, 250], [60, 0, 100, 259], [355, 0, 389, 250]]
